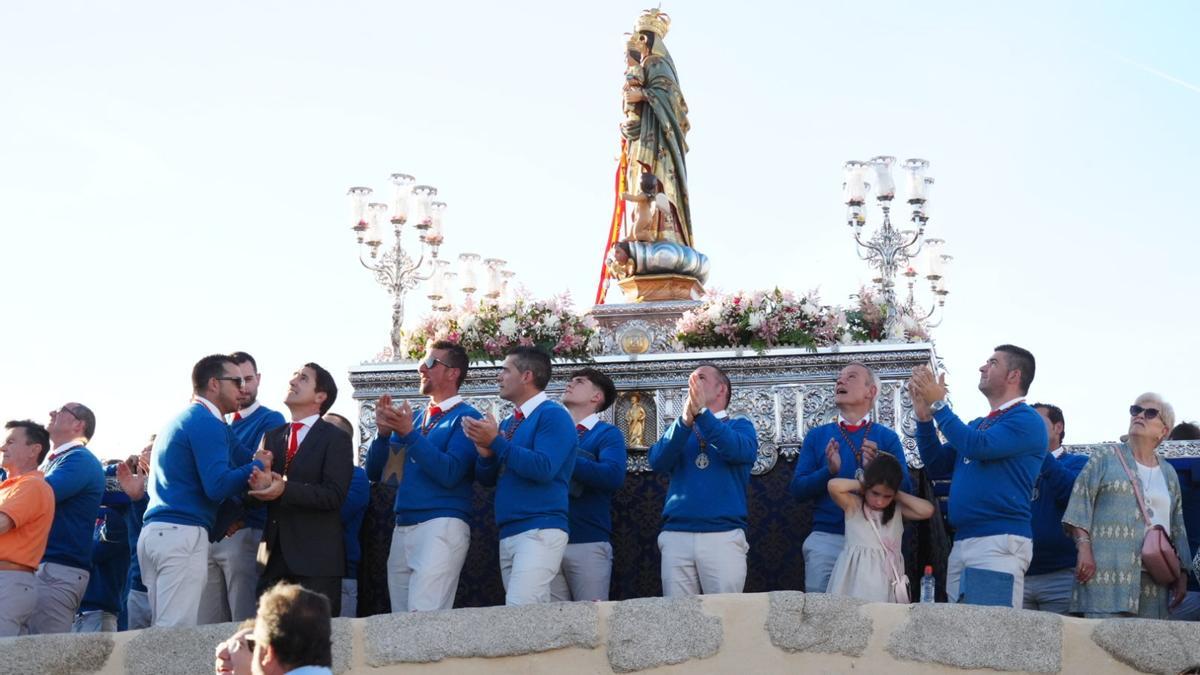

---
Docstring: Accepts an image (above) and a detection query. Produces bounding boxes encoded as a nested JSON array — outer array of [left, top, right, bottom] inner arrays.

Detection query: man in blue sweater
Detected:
[[1023, 403, 1088, 614], [73, 460, 132, 632], [910, 344, 1047, 608], [649, 364, 759, 597], [550, 367, 626, 602], [790, 362, 911, 593], [463, 346, 577, 606], [30, 401, 104, 634], [367, 341, 483, 611], [199, 350, 286, 624], [140, 354, 269, 627]]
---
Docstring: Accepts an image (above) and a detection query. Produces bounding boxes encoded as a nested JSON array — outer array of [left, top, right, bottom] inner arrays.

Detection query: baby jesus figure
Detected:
[[621, 42, 646, 137]]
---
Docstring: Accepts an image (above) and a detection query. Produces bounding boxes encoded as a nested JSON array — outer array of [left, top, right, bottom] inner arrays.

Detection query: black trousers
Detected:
[[257, 545, 342, 617]]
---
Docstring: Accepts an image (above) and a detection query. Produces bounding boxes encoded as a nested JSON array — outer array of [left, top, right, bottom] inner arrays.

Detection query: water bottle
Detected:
[[919, 565, 936, 603]]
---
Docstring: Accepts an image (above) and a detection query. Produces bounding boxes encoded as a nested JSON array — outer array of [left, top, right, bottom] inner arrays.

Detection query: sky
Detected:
[[2, 1, 1198, 460]]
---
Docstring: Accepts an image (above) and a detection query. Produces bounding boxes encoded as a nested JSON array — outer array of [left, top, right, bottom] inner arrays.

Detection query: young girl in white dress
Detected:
[[825, 453, 934, 603]]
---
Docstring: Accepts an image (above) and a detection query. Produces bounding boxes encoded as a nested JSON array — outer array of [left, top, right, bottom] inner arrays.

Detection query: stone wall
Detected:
[[5, 593, 1198, 675]]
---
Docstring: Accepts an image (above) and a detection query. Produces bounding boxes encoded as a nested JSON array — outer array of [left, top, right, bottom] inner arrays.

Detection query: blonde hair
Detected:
[[1135, 392, 1176, 433]]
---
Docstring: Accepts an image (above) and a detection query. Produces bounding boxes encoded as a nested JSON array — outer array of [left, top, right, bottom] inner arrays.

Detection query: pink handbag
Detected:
[[867, 510, 912, 603], [1113, 447, 1181, 586]]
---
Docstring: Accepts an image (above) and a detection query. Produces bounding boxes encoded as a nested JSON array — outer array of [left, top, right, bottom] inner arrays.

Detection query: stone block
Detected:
[[124, 620, 352, 675], [766, 591, 872, 657], [606, 596, 723, 673], [887, 603, 1062, 673], [1092, 618, 1200, 674], [363, 602, 599, 665], [0, 633, 113, 675]]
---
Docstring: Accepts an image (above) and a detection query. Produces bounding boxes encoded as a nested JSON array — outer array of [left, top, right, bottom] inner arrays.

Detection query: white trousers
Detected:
[[550, 541, 613, 602], [198, 526, 262, 624], [947, 534, 1033, 609], [658, 529, 748, 597], [0, 570, 37, 637], [28, 562, 90, 635], [499, 528, 568, 606], [387, 517, 471, 612], [138, 521, 209, 627], [801, 531, 845, 593]]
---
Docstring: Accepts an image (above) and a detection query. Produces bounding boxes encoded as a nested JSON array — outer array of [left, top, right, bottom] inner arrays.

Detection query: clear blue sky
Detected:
[[2, 1, 1197, 459]]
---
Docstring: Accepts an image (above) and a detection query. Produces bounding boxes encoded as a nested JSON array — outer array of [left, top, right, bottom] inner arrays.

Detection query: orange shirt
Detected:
[[0, 471, 56, 569]]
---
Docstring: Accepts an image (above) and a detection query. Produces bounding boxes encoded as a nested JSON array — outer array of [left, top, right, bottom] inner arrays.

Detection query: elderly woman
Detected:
[[1063, 393, 1192, 618]]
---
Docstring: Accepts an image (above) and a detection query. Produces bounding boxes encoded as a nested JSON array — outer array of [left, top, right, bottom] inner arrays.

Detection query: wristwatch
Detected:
[[930, 399, 948, 413]]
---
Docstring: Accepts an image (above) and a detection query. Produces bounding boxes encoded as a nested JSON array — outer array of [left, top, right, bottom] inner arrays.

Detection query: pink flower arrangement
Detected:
[[400, 292, 599, 362]]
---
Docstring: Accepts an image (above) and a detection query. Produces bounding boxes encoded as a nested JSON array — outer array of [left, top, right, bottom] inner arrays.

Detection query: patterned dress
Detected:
[[1062, 443, 1191, 618]]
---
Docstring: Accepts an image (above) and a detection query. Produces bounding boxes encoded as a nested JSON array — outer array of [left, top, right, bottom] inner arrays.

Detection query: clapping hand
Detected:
[[247, 470, 285, 500], [116, 457, 147, 500], [375, 395, 414, 436], [861, 439, 879, 467], [462, 413, 499, 457], [682, 371, 706, 426], [825, 438, 841, 476], [908, 365, 947, 421]]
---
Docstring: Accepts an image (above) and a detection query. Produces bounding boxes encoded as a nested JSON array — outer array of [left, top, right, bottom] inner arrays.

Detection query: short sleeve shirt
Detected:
[[0, 471, 57, 568]]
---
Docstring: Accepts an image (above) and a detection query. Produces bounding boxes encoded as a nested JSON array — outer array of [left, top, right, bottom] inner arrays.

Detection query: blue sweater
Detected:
[[790, 422, 912, 535], [916, 402, 1047, 540], [476, 399, 577, 539], [568, 422, 627, 544], [145, 403, 264, 530], [81, 465, 132, 615], [648, 411, 758, 532], [230, 405, 286, 530], [1171, 457, 1200, 592], [340, 466, 370, 579], [366, 402, 482, 525], [1027, 451, 1089, 575], [42, 446, 106, 570]]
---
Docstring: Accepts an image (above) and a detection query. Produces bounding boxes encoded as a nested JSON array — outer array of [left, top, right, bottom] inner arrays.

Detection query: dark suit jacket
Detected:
[[256, 418, 353, 578]]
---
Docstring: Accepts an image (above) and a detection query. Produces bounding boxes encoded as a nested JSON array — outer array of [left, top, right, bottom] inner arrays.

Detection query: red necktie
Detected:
[[840, 421, 864, 434], [576, 424, 587, 437], [428, 406, 442, 417], [504, 409, 526, 441], [986, 408, 1002, 419], [286, 422, 304, 466], [514, 409, 525, 422], [233, 412, 243, 422]]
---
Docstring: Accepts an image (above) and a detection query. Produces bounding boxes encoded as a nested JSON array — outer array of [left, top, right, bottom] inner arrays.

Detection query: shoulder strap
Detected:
[[1112, 445, 1154, 528], [865, 508, 906, 589]]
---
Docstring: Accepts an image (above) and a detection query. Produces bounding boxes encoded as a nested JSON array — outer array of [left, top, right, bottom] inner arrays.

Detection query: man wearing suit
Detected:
[[247, 362, 352, 616], [463, 346, 577, 606]]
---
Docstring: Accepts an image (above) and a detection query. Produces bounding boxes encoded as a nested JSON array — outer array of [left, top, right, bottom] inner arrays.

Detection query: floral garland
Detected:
[[399, 293, 599, 362], [675, 286, 929, 353]]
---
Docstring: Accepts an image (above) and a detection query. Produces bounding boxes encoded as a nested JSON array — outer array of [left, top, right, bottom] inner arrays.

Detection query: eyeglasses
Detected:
[[1129, 404, 1161, 420], [52, 405, 85, 420], [243, 636, 256, 652], [421, 355, 453, 370], [216, 376, 246, 388]]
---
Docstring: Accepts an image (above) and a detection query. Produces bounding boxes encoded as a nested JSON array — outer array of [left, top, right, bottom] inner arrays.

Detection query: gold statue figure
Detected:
[[625, 392, 647, 448]]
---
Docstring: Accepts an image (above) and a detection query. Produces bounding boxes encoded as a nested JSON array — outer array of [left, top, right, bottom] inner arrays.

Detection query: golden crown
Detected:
[[634, 8, 670, 40]]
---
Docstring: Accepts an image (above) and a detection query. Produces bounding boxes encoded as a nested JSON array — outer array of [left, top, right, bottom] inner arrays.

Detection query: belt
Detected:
[[0, 561, 36, 573]]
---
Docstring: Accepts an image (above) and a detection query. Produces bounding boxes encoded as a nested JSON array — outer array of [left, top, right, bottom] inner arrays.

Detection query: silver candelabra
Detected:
[[843, 156, 950, 335], [347, 173, 514, 358]]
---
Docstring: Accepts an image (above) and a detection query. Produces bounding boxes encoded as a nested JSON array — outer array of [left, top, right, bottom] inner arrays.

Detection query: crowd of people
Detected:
[[2, 342, 1200, 640]]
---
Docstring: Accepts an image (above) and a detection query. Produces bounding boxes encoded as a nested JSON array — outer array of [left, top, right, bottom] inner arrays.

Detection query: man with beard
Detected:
[[909, 345, 1047, 608], [199, 351, 286, 624], [367, 341, 482, 612]]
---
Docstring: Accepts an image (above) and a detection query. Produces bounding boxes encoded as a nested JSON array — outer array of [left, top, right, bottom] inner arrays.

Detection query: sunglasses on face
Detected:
[[1129, 404, 1161, 420], [216, 376, 246, 388], [421, 355, 453, 370], [52, 405, 85, 420]]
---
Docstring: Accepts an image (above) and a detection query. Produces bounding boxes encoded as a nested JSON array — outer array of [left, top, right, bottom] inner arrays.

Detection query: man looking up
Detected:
[[909, 344, 1047, 608], [463, 346, 577, 606], [0, 420, 55, 636], [247, 363, 352, 616], [367, 341, 482, 612], [550, 367, 626, 602], [30, 401, 104, 634], [649, 364, 758, 597], [1023, 403, 1088, 614], [140, 355, 270, 627], [790, 362, 911, 593], [200, 351, 286, 625]]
